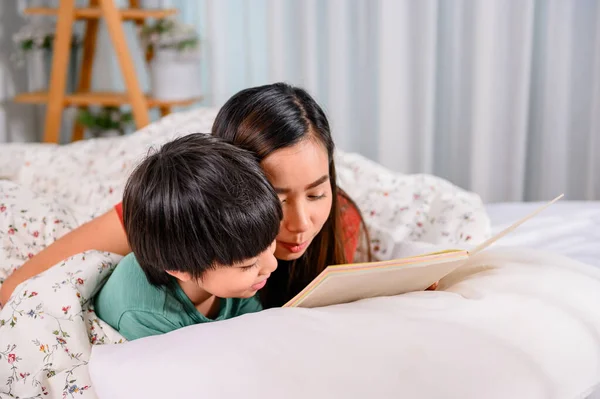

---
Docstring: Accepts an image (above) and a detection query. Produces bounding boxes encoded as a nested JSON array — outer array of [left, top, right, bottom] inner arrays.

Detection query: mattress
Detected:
[[486, 201, 600, 269]]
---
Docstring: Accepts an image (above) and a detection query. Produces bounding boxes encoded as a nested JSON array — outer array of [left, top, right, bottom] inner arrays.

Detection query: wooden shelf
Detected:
[[15, 91, 201, 108], [24, 7, 177, 20], [17, 0, 185, 143]]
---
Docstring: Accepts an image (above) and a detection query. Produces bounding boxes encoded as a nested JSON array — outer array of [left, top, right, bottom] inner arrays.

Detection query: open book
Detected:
[[283, 194, 564, 308]]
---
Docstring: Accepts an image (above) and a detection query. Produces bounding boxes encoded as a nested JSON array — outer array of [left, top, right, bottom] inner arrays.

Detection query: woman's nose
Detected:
[[284, 203, 310, 233]]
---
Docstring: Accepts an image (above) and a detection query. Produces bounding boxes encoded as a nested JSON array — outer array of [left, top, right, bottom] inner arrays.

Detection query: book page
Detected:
[[284, 251, 469, 308], [469, 193, 564, 256], [283, 194, 563, 309]]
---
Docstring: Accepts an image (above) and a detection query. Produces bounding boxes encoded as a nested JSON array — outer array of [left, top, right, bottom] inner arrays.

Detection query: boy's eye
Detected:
[[240, 263, 258, 272]]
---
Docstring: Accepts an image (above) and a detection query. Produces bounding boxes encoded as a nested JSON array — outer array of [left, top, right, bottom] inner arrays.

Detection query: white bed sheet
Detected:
[[486, 201, 600, 269]]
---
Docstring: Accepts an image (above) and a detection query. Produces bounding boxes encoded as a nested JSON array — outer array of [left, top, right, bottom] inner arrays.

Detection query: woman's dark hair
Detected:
[[122, 133, 282, 287], [212, 82, 371, 307]]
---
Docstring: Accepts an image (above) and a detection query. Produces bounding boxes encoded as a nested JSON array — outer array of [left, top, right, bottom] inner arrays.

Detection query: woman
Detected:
[[0, 83, 370, 308]]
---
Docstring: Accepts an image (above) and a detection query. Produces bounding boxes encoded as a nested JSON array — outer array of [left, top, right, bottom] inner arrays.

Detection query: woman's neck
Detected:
[[177, 279, 220, 319]]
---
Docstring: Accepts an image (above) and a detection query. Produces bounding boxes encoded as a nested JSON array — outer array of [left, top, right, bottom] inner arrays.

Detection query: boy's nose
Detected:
[[262, 247, 278, 274]]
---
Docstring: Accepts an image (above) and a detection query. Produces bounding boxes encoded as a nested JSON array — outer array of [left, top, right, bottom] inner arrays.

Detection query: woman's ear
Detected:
[[166, 270, 193, 282]]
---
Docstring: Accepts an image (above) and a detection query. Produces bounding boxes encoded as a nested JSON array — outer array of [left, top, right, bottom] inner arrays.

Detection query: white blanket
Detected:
[[89, 248, 600, 399], [2, 108, 593, 398]]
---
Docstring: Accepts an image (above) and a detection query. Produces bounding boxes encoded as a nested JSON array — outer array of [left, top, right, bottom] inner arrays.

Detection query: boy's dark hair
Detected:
[[122, 133, 282, 287]]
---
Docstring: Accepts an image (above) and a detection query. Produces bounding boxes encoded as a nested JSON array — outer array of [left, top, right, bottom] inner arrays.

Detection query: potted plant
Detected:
[[76, 106, 134, 138], [139, 17, 202, 101], [12, 20, 80, 92]]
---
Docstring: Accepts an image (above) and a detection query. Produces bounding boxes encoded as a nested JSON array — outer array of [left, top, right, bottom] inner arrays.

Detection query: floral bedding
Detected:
[[0, 108, 491, 398]]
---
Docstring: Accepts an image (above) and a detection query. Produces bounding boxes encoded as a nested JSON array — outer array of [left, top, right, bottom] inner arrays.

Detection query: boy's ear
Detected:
[[166, 270, 193, 282]]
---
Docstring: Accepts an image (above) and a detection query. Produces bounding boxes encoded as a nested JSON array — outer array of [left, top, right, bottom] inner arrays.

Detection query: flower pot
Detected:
[[25, 49, 49, 92], [25, 47, 79, 93], [139, 0, 165, 9], [150, 49, 201, 101]]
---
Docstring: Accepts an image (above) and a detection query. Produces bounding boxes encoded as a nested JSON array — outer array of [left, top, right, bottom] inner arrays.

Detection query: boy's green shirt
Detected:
[[94, 253, 263, 340]]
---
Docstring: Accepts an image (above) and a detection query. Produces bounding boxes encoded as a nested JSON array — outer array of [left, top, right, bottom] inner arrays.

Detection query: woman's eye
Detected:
[[308, 194, 326, 200]]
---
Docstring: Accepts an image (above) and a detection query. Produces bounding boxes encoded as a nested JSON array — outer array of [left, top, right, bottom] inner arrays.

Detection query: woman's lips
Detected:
[[278, 240, 309, 253]]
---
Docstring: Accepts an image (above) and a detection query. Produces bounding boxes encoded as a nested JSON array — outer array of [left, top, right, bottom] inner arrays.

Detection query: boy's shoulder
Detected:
[[228, 295, 263, 316], [110, 252, 147, 281], [95, 253, 168, 319]]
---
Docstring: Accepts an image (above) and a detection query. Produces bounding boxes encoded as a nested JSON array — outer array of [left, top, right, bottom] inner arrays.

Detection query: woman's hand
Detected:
[[426, 282, 438, 291]]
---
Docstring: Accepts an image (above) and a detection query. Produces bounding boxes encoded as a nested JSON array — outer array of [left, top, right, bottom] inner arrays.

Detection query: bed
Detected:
[[0, 108, 599, 399], [88, 200, 600, 399]]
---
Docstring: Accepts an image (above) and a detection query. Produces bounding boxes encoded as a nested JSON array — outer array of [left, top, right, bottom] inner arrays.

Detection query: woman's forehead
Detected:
[[261, 140, 329, 187]]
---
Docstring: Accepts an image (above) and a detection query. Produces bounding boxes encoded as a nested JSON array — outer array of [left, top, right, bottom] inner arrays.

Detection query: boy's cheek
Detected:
[[204, 275, 256, 298]]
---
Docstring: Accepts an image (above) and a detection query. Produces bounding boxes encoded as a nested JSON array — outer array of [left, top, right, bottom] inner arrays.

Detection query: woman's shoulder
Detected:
[[337, 192, 360, 228], [114, 202, 124, 226], [336, 191, 361, 262]]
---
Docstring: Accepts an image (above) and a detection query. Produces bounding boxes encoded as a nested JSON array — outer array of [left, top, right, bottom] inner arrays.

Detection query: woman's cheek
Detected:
[[317, 196, 333, 228]]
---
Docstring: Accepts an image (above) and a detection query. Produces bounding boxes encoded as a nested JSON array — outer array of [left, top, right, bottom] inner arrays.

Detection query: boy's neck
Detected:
[[177, 280, 220, 319]]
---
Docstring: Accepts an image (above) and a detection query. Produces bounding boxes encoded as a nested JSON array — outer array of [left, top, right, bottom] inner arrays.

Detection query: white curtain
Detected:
[[100, 0, 600, 202], [0, 0, 46, 142]]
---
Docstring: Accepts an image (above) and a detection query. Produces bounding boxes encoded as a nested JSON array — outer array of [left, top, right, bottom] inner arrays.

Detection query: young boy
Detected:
[[94, 134, 282, 341]]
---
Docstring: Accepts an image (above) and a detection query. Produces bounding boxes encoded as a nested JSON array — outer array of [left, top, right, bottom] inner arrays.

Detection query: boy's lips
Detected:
[[251, 278, 268, 291], [278, 240, 309, 253]]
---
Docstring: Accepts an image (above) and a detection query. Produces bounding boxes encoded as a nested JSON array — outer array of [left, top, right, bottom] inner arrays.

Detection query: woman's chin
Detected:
[[274, 248, 307, 261]]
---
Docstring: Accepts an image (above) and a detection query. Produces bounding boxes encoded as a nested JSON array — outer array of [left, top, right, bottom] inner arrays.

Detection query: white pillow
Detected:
[[89, 299, 544, 399], [89, 248, 600, 399]]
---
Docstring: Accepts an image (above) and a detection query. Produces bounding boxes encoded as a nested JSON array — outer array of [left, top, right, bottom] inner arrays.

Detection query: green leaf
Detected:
[[22, 40, 34, 51], [76, 111, 96, 128], [120, 113, 133, 123]]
